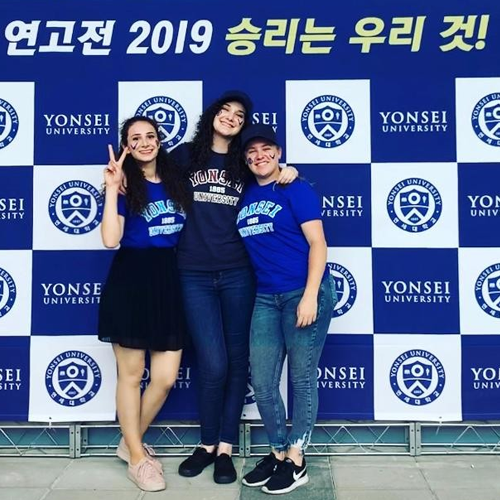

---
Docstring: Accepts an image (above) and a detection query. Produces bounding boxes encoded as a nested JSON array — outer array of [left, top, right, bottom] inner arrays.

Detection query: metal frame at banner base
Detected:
[[1, 421, 500, 458]]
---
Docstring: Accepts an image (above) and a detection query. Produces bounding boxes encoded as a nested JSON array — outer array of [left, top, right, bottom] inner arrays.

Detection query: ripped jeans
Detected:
[[249, 276, 335, 453]]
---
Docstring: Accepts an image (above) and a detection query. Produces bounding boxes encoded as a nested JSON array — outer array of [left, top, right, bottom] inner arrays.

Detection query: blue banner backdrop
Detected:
[[0, 0, 499, 422]]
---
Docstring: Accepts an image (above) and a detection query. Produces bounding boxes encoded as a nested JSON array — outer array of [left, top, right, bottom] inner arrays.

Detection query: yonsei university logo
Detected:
[[48, 181, 103, 235], [0, 267, 16, 318], [136, 96, 188, 149], [45, 351, 102, 407], [301, 95, 355, 148], [0, 98, 19, 150], [475, 263, 500, 319], [472, 93, 500, 147], [387, 178, 442, 233], [390, 349, 445, 406], [327, 262, 357, 318]]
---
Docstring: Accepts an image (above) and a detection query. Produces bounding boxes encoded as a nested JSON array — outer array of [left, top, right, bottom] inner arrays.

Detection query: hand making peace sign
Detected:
[[104, 144, 129, 190]]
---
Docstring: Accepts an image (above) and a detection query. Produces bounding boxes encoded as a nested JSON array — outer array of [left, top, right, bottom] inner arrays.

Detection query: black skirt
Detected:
[[98, 247, 185, 351]]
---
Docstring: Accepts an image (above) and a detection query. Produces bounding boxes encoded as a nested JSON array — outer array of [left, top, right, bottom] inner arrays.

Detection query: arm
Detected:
[[296, 219, 327, 328], [101, 144, 128, 248], [101, 187, 125, 248]]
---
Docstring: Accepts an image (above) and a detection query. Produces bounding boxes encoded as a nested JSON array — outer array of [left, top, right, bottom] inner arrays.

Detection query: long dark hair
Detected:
[[188, 100, 250, 183], [118, 116, 190, 214]]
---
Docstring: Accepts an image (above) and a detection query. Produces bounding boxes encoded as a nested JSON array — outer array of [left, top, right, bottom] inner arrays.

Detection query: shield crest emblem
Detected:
[[145, 105, 175, 141], [487, 276, 500, 306], [312, 104, 342, 141], [400, 189, 429, 223], [57, 362, 88, 398], [483, 102, 500, 138], [0, 109, 6, 135], [402, 360, 433, 397], [61, 191, 91, 226]]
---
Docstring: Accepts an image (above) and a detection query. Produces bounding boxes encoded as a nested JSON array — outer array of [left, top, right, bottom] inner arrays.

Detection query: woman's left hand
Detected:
[[277, 165, 299, 184], [296, 294, 318, 328]]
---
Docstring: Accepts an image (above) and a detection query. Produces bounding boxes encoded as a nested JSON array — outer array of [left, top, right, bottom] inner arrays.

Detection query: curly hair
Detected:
[[188, 100, 251, 183], [117, 116, 190, 214]]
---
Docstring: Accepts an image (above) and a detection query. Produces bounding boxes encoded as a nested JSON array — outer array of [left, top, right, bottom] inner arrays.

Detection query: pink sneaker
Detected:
[[127, 457, 166, 491], [117, 437, 162, 472]]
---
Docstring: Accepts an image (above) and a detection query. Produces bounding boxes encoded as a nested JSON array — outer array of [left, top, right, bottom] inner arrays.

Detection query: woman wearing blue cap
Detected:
[[171, 92, 298, 484], [237, 124, 336, 495]]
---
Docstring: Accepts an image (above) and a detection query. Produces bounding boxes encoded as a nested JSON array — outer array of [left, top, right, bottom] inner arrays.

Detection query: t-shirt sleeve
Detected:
[[288, 180, 322, 225], [117, 194, 127, 217]]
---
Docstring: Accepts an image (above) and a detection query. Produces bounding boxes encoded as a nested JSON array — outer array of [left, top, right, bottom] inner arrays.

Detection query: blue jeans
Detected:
[[179, 267, 256, 445], [250, 277, 335, 453]]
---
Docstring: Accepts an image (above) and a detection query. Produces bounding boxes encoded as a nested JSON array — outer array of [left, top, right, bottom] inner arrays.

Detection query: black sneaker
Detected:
[[178, 447, 216, 477], [213, 453, 237, 484], [242, 453, 282, 487], [262, 457, 308, 495]]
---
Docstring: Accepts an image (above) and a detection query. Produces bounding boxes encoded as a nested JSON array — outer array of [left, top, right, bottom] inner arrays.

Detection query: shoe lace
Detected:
[[137, 459, 160, 481], [273, 459, 293, 477], [143, 443, 156, 457], [256, 454, 276, 469]]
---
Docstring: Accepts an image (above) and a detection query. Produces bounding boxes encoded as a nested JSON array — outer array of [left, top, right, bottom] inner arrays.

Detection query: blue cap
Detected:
[[214, 90, 253, 116], [241, 124, 279, 150]]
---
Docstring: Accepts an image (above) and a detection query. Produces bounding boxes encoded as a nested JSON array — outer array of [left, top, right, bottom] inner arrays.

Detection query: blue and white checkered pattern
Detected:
[[0, 8, 499, 423]]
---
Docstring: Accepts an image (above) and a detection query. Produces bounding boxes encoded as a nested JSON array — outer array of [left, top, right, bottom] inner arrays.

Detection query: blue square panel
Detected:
[[373, 248, 459, 334], [32, 250, 115, 335], [317, 334, 374, 420], [154, 349, 200, 420], [299, 164, 371, 247], [459, 163, 500, 247], [462, 335, 500, 420], [0, 336, 30, 420], [0, 167, 33, 249], [371, 77, 455, 163], [35, 80, 117, 165]]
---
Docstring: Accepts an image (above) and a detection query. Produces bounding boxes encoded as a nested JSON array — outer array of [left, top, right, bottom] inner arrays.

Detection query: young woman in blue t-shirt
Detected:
[[172, 92, 298, 484], [236, 124, 337, 495], [98, 116, 190, 492]]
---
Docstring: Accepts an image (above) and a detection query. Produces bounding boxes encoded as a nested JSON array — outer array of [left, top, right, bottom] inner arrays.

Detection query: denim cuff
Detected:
[[270, 441, 289, 453]]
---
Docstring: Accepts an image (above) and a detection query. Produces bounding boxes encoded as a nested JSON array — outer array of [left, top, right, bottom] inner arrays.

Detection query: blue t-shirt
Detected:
[[117, 181, 186, 248], [237, 179, 324, 293], [171, 143, 250, 270]]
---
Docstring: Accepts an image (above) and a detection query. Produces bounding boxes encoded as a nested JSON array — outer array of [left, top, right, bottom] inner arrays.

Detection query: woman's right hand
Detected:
[[104, 144, 129, 190]]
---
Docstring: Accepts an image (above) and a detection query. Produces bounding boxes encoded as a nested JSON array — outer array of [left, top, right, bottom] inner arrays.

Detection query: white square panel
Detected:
[[374, 334, 461, 421], [371, 162, 458, 248], [0, 82, 34, 166], [118, 81, 203, 151], [29, 335, 117, 422], [327, 247, 373, 334], [33, 165, 106, 250], [0, 250, 31, 335], [459, 248, 500, 334], [286, 80, 371, 164], [456, 77, 500, 162]]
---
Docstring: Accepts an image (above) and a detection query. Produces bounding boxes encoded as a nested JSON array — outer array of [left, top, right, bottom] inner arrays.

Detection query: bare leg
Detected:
[[287, 446, 303, 466], [217, 441, 232, 456], [139, 349, 182, 436], [113, 344, 146, 465]]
